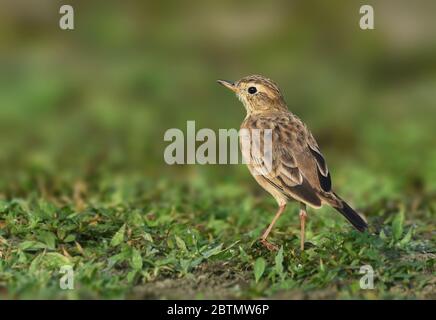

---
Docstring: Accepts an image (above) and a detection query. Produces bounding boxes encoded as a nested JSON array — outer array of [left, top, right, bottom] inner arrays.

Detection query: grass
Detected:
[[0, 0, 435, 300], [0, 174, 434, 299]]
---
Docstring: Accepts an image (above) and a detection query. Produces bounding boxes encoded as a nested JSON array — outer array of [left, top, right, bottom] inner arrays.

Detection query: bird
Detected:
[[217, 75, 368, 251]]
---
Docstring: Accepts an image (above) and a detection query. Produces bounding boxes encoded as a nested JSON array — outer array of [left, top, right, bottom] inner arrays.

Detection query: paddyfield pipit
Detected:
[[218, 75, 368, 251]]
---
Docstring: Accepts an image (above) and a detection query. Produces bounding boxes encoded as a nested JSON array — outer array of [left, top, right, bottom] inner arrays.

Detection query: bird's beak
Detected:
[[217, 79, 237, 92]]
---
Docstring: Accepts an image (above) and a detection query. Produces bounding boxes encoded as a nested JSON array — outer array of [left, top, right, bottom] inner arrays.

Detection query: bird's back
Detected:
[[240, 111, 332, 208]]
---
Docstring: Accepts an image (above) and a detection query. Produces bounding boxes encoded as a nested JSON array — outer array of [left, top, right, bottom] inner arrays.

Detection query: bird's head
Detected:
[[217, 75, 288, 114]]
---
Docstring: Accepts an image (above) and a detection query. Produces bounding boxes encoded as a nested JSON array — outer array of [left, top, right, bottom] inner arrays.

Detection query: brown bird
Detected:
[[218, 75, 368, 251]]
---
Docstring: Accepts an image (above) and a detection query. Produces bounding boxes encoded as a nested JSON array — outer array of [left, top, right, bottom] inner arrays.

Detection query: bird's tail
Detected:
[[327, 193, 368, 232]]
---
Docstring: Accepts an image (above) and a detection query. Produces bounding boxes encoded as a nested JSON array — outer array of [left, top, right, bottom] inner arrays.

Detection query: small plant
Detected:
[[253, 257, 266, 283]]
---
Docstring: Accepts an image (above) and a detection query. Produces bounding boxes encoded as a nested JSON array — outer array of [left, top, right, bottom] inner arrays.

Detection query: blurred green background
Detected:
[[0, 0, 435, 299], [0, 1, 436, 196], [1, 0, 435, 199]]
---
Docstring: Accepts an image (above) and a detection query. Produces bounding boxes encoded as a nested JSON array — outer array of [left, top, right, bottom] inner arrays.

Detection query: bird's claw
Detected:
[[259, 239, 278, 251]]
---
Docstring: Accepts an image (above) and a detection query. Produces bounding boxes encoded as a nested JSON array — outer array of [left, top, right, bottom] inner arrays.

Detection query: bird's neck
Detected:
[[246, 103, 289, 117]]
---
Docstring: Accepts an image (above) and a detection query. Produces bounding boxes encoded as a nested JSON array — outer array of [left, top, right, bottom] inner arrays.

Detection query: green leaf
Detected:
[[38, 231, 57, 250], [44, 252, 70, 268], [399, 226, 413, 246], [202, 243, 223, 258], [30, 252, 70, 272], [29, 254, 44, 273], [143, 232, 153, 243], [180, 259, 191, 274], [110, 224, 126, 247], [64, 234, 76, 243], [175, 235, 187, 252], [127, 270, 137, 283], [392, 210, 405, 241], [274, 246, 284, 276], [108, 250, 130, 268], [319, 259, 325, 272], [254, 257, 266, 283], [36, 199, 57, 219], [131, 249, 143, 270], [19, 240, 47, 251]]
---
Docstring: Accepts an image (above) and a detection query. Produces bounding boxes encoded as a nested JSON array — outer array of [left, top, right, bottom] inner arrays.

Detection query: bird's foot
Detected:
[[259, 238, 278, 251]]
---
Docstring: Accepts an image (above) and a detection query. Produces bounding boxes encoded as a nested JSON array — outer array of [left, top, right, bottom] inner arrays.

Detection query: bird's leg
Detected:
[[260, 204, 286, 251], [299, 203, 307, 251]]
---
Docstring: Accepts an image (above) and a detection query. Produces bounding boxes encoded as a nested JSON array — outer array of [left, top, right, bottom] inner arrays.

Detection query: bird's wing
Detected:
[[242, 114, 332, 208], [305, 131, 332, 193]]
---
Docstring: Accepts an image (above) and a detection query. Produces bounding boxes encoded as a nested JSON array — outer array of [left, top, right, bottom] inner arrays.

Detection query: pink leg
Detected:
[[299, 203, 307, 251], [260, 204, 286, 251]]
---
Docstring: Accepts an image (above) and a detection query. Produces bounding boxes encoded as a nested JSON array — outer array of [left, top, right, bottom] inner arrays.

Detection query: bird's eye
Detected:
[[248, 86, 257, 94]]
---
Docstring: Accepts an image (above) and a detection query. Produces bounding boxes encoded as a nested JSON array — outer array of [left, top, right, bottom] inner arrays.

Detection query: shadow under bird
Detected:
[[218, 75, 368, 251]]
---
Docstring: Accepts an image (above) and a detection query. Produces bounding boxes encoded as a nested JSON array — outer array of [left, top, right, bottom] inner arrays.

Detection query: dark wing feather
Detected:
[[308, 144, 332, 192]]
